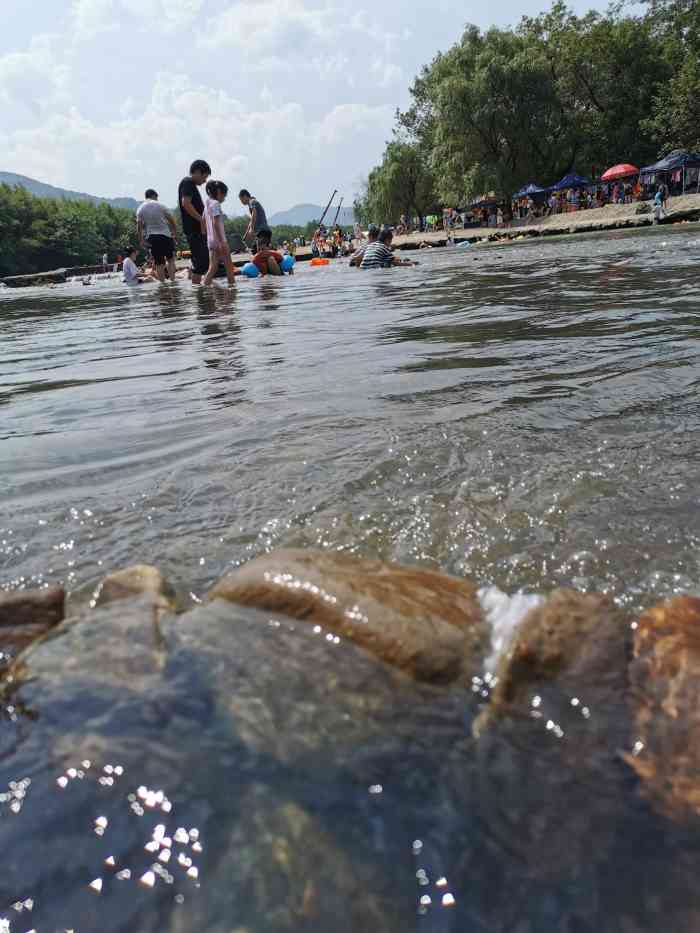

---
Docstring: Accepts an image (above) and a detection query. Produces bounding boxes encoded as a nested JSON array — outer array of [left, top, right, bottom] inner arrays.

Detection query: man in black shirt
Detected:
[[178, 159, 211, 284]]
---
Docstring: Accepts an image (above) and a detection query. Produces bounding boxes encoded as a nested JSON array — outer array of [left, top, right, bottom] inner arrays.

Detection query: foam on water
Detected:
[[478, 585, 544, 673]]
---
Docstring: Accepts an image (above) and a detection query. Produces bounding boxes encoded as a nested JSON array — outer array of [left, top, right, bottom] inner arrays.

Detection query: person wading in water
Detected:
[[178, 160, 211, 285]]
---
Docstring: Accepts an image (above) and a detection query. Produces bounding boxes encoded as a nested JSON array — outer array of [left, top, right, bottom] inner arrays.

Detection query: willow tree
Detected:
[[399, 25, 577, 204], [354, 140, 439, 226]]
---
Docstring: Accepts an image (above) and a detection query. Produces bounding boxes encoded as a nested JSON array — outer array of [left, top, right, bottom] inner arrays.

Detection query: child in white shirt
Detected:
[[203, 181, 237, 287]]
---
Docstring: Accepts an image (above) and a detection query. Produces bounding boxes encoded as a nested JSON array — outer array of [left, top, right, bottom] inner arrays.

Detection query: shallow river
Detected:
[[1, 225, 700, 932]]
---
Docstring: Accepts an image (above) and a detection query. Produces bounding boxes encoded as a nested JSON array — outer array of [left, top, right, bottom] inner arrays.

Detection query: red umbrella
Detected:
[[601, 163, 639, 181]]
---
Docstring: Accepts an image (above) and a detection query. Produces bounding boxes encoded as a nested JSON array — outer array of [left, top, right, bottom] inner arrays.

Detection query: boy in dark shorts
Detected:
[[136, 189, 177, 283], [178, 159, 211, 284]]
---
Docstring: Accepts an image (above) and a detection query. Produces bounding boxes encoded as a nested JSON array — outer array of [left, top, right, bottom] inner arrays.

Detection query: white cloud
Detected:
[[0, 34, 69, 117], [0, 0, 615, 211], [71, 0, 117, 40], [71, 0, 203, 40]]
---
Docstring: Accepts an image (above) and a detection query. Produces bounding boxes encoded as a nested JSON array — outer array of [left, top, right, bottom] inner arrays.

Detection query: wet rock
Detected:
[[209, 548, 487, 683], [0, 585, 65, 656], [94, 564, 175, 611], [0, 595, 468, 932], [459, 589, 633, 902], [477, 588, 629, 731], [626, 595, 700, 823]]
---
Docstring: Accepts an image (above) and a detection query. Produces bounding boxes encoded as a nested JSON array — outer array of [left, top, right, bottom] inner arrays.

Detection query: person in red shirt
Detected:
[[252, 228, 283, 275]]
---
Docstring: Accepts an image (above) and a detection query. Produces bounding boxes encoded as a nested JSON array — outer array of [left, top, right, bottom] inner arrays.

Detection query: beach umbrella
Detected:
[[601, 163, 639, 181]]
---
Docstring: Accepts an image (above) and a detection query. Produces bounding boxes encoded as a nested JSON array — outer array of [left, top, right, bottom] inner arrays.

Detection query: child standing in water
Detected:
[[203, 181, 237, 286]]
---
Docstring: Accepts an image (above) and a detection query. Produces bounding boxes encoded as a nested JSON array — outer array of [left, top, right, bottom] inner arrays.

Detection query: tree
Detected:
[[353, 140, 439, 226], [399, 24, 578, 204]]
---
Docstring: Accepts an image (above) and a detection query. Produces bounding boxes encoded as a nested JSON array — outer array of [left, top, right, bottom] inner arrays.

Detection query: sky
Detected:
[[0, 0, 610, 217]]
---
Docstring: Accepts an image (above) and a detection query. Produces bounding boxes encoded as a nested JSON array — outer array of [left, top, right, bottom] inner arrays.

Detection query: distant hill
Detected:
[[268, 202, 356, 227], [0, 172, 140, 211]]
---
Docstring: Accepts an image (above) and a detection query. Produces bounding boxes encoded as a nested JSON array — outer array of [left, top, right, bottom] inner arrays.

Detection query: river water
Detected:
[[1, 225, 700, 931]]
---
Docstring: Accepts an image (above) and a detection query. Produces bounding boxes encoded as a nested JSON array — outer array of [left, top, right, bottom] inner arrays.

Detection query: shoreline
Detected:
[[2, 193, 699, 288]]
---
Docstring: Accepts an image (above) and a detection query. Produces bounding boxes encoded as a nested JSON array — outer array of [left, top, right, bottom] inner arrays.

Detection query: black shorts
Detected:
[[147, 234, 175, 263], [186, 231, 209, 276]]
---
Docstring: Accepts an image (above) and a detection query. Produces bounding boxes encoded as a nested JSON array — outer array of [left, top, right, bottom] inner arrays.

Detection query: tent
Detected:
[[601, 163, 639, 181], [641, 149, 700, 193], [553, 173, 590, 190], [513, 182, 548, 198], [641, 149, 700, 174]]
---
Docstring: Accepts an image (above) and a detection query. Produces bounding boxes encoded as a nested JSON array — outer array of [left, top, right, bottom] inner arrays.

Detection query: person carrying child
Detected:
[[252, 228, 284, 276], [203, 180, 237, 286]]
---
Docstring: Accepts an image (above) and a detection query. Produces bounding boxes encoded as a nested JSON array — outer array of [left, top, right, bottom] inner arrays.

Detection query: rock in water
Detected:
[[0, 585, 65, 656], [477, 588, 629, 730], [0, 593, 469, 932], [93, 564, 176, 610], [209, 548, 487, 683], [626, 595, 700, 823], [455, 588, 633, 917]]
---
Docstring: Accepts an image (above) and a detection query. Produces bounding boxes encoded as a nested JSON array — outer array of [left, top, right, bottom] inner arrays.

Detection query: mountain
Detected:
[[268, 202, 356, 227], [0, 172, 140, 211]]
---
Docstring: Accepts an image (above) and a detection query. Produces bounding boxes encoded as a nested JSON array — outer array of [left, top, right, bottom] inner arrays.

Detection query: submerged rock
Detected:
[[209, 548, 487, 683], [626, 595, 700, 823], [477, 588, 629, 731], [460, 589, 633, 904], [94, 564, 175, 610], [0, 584, 65, 656], [0, 592, 468, 932]]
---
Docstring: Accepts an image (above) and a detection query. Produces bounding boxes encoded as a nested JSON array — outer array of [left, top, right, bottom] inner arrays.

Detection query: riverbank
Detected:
[[392, 192, 700, 249]]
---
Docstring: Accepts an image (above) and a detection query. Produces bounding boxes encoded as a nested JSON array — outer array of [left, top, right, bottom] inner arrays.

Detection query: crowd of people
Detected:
[[123, 159, 293, 287], [117, 158, 425, 285]]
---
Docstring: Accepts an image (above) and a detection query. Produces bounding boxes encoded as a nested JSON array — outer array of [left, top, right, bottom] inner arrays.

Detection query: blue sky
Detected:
[[0, 0, 612, 215]]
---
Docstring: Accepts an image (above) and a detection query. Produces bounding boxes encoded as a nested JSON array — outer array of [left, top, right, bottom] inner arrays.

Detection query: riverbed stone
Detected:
[[457, 589, 633, 907], [477, 588, 629, 730], [0, 584, 65, 656], [94, 563, 175, 610], [0, 594, 468, 932], [208, 548, 487, 684], [626, 595, 700, 823]]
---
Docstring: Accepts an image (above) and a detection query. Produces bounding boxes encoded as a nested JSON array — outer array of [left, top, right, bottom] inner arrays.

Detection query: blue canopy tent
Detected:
[[513, 182, 547, 198], [553, 173, 590, 190], [641, 149, 700, 193]]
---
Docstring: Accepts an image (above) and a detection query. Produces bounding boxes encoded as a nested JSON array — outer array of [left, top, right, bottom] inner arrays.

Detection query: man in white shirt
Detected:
[[136, 189, 178, 283]]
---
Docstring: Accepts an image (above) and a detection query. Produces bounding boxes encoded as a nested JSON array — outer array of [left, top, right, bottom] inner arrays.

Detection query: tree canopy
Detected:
[[356, 1, 697, 219]]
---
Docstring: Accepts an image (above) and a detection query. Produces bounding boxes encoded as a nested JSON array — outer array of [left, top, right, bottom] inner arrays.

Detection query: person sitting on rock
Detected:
[[252, 229, 284, 276]]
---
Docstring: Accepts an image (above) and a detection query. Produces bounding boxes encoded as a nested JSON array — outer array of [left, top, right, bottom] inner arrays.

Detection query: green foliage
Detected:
[[354, 140, 440, 225], [358, 1, 695, 210], [0, 184, 137, 276], [642, 0, 700, 152]]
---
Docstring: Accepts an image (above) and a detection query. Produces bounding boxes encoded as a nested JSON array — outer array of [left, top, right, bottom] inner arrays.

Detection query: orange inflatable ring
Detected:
[[310, 257, 330, 266]]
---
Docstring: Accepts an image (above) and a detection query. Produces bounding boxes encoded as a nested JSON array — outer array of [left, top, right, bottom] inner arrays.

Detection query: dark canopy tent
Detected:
[[641, 149, 700, 194], [513, 183, 547, 198], [641, 149, 700, 173], [553, 173, 590, 190]]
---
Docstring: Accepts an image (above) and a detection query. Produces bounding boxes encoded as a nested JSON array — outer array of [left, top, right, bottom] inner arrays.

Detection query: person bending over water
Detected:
[[203, 181, 237, 286], [252, 229, 284, 276], [360, 228, 415, 269], [178, 159, 211, 285], [239, 189, 268, 246]]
